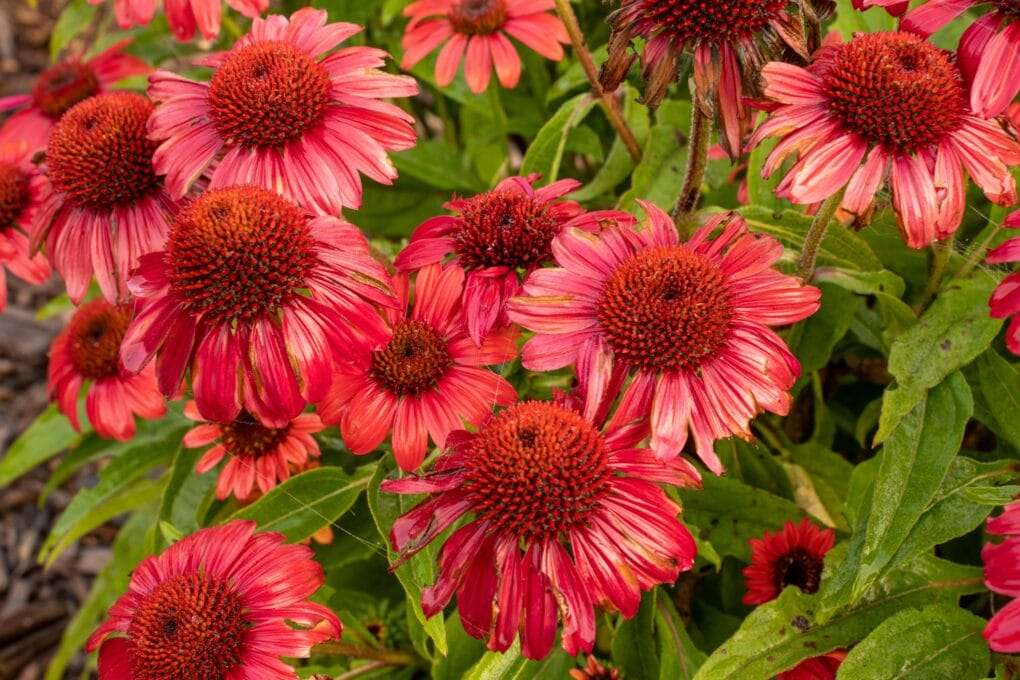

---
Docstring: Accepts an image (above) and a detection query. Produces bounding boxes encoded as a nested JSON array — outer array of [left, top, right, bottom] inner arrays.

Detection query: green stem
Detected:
[[311, 642, 420, 667], [955, 222, 1003, 281], [672, 99, 712, 234], [916, 236, 954, 311], [796, 191, 844, 281]]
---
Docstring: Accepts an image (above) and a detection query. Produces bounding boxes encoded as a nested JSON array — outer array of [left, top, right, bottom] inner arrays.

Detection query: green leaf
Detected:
[[228, 465, 370, 542], [0, 405, 83, 487], [617, 100, 691, 213], [693, 554, 984, 679], [977, 349, 1020, 449], [875, 277, 1001, 443], [656, 596, 706, 680], [837, 605, 989, 679], [788, 283, 862, 379], [392, 139, 484, 192], [50, 0, 97, 60], [613, 590, 659, 679], [463, 640, 573, 680], [739, 206, 883, 272], [832, 0, 897, 39], [520, 93, 597, 182], [158, 444, 216, 541], [433, 612, 487, 680], [570, 86, 650, 202]]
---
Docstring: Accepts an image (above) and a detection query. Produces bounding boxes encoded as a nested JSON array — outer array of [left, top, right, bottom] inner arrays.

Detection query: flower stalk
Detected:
[[796, 190, 844, 281], [672, 97, 713, 231]]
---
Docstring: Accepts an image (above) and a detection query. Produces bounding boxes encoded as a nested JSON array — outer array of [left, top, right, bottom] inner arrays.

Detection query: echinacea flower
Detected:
[[31, 92, 179, 304], [778, 651, 847, 680], [570, 656, 621, 680], [147, 8, 418, 215], [183, 401, 324, 502], [0, 40, 150, 153], [383, 399, 700, 660], [742, 517, 835, 605], [119, 185, 394, 429], [88, 0, 268, 42], [394, 174, 635, 344], [749, 31, 1020, 249], [508, 203, 819, 474], [600, 0, 831, 157], [87, 520, 341, 679], [982, 500, 1020, 651], [48, 299, 166, 441], [987, 211, 1020, 355], [318, 263, 517, 472], [400, 0, 569, 94], [0, 143, 50, 311], [855, 0, 1020, 118]]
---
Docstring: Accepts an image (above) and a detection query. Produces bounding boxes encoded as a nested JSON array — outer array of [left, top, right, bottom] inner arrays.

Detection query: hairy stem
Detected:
[[955, 221, 1004, 281], [796, 191, 844, 281], [553, 0, 642, 163], [917, 236, 954, 311], [672, 99, 712, 233]]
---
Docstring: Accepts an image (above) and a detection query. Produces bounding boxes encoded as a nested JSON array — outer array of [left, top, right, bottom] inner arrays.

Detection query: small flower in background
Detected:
[[0, 40, 150, 153], [183, 401, 324, 502], [855, 0, 1020, 118], [778, 650, 847, 680], [509, 203, 819, 475], [31, 92, 179, 304], [87, 520, 341, 679], [0, 142, 51, 312], [48, 299, 166, 441], [401, 0, 569, 94], [146, 8, 418, 215], [90, 0, 268, 41], [394, 174, 635, 345], [119, 185, 395, 429], [601, 0, 831, 158], [983, 500, 1020, 651], [570, 656, 621, 680], [384, 398, 700, 660], [742, 517, 835, 605], [318, 263, 518, 472], [750, 31, 1020, 249], [986, 211, 1020, 355]]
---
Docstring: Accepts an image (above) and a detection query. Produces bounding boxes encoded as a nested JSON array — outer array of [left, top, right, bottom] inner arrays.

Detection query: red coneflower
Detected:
[[508, 203, 819, 475], [119, 185, 395, 429], [88, 0, 268, 41], [48, 299, 166, 441], [318, 263, 517, 472], [778, 651, 847, 680], [0, 143, 50, 311], [983, 500, 1020, 651], [146, 8, 418, 215], [400, 0, 569, 94], [383, 398, 700, 660], [31, 92, 179, 304], [87, 520, 341, 679], [749, 31, 1020, 249], [742, 518, 835, 605], [0, 40, 150, 153], [394, 175, 635, 345], [855, 0, 1020, 118], [986, 210, 1020, 355], [183, 401, 324, 502], [600, 0, 830, 158]]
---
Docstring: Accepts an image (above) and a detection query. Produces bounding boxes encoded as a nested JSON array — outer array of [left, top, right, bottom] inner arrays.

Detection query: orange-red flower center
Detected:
[[597, 245, 733, 373], [462, 402, 610, 541], [166, 186, 318, 324], [773, 548, 823, 595], [208, 41, 333, 149], [370, 320, 453, 396], [66, 300, 131, 380], [127, 571, 248, 680], [448, 0, 507, 35], [452, 190, 561, 270], [822, 32, 966, 154], [32, 60, 100, 118], [0, 161, 29, 231], [623, 0, 787, 44], [46, 92, 160, 210], [221, 412, 290, 458]]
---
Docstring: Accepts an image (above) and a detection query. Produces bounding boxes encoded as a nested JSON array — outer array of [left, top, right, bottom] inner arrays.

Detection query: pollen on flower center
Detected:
[[221, 413, 290, 457], [46, 92, 160, 210], [627, 0, 788, 43], [32, 61, 100, 118], [462, 402, 610, 541], [597, 245, 734, 373], [448, 0, 507, 35], [127, 571, 248, 680], [370, 320, 453, 396], [0, 161, 29, 230], [452, 190, 561, 270], [774, 548, 823, 594], [67, 300, 132, 379], [822, 32, 966, 154], [208, 41, 334, 149], [166, 186, 318, 324]]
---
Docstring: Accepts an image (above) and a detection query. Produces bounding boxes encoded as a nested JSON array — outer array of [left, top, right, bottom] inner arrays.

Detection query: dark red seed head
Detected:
[[452, 189, 563, 270], [0, 161, 29, 231], [773, 548, 824, 595], [370, 320, 453, 397], [65, 300, 132, 380], [46, 92, 160, 210], [220, 412, 290, 458], [166, 186, 318, 324], [619, 0, 788, 45], [462, 401, 610, 541], [32, 60, 100, 119], [995, 0, 1020, 17], [208, 41, 333, 149], [596, 245, 734, 373], [448, 0, 507, 35]]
